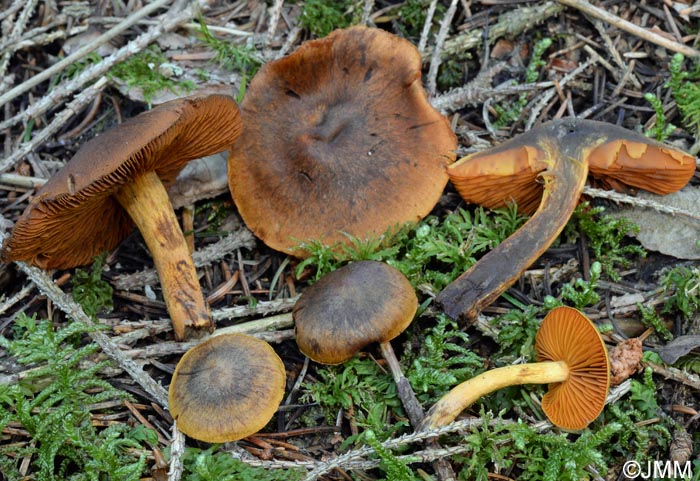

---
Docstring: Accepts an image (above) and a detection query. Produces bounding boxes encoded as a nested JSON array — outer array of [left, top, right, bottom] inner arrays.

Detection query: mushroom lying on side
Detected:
[[419, 306, 610, 431], [0, 94, 242, 341], [229, 26, 457, 256], [293, 261, 425, 427], [437, 118, 696, 324], [168, 333, 286, 442]]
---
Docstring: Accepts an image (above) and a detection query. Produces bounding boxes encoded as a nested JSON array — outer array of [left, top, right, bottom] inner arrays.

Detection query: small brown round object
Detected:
[[168, 333, 286, 442], [229, 26, 456, 256], [535, 306, 610, 430], [293, 261, 417, 364]]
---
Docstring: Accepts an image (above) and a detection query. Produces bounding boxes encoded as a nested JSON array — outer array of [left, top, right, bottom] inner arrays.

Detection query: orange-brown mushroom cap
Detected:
[[228, 26, 457, 256], [168, 333, 286, 443], [293, 261, 418, 365], [535, 306, 610, 430], [0, 94, 241, 269], [448, 119, 695, 215]]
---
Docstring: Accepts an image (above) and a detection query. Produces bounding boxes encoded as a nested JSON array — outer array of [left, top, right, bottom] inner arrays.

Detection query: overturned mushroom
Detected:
[[420, 306, 610, 431], [168, 333, 286, 442], [293, 261, 425, 427], [448, 119, 695, 215], [229, 26, 456, 256], [437, 118, 695, 324], [0, 94, 242, 340]]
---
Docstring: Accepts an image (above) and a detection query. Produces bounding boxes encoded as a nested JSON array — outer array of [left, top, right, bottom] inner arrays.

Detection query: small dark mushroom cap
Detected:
[[293, 261, 418, 365], [535, 306, 610, 430], [0, 94, 241, 269], [448, 119, 695, 214], [168, 333, 286, 443], [229, 26, 456, 256]]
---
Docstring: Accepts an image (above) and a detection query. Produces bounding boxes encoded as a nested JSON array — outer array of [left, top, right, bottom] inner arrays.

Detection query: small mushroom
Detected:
[[168, 333, 286, 442], [419, 306, 610, 431], [437, 118, 695, 324], [448, 119, 695, 215], [293, 260, 425, 426], [0, 94, 241, 340], [228, 26, 456, 256]]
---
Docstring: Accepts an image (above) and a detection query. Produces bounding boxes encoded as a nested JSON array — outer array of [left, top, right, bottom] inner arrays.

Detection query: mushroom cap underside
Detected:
[[447, 118, 695, 214], [229, 26, 457, 256], [168, 333, 286, 443], [293, 260, 418, 365], [1, 94, 241, 269], [535, 305, 610, 430]]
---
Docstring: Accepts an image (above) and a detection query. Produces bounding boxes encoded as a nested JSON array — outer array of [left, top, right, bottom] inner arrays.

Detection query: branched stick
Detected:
[[0, 0, 173, 109], [0, 0, 39, 79], [558, 0, 700, 58], [0, 0, 208, 136], [0, 76, 109, 173], [15, 260, 170, 407], [168, 422, 186, 481]]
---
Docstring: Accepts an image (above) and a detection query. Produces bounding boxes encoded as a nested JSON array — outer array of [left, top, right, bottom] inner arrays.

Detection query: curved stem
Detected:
[[114, 171, 212, 341], [418, 360, 569, 431], [437, 129, 590, 324]]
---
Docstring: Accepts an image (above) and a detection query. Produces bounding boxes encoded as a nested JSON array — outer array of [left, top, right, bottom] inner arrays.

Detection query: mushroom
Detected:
[[436, 118, 695, 324], [168, 332, 286, 442], [448, 119, 695, 215], [0, 94, 241, 340], [228, 26, 456, 256], [419, 306, 610, 431], [293, 260, 425, 426]]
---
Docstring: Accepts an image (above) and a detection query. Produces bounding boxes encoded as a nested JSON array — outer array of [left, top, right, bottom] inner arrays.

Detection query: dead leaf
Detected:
[[656, 335, 700, 364], [607, 186, 700, 260]]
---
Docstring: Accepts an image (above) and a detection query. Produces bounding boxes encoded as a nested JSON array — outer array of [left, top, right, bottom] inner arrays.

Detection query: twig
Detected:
[[0, 0, 207, 137], [557, 0, 700, 57], [525, 57, 595, 129], [0, 76, 109, 174], [582, 186, 700, 222], [168, 422, 186, 481], [439, 2, 564, 58], [0, 0, 39, 79], [0, 281, 34, 316], [360, 0, 375, 25], [426, 0, 458, 96], [12, 259, 170, 407], [266, 0, 284, 41], [112, 229, 256, 290], [0, 0, 173, 109], [418, 0, 438, 54]]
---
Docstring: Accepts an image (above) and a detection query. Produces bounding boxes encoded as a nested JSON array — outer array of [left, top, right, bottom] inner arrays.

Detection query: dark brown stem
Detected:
[[437, 121, 596, 325]]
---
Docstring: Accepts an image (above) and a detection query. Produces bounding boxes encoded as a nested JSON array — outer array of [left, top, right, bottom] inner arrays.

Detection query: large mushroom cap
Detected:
[[168, 333, 286, 443], [535, 306, 610, 430], [229, 26, 457, 256], [448, 119, 695, 215], [293, 261, 418, 365], [1, 94, 241, 269]]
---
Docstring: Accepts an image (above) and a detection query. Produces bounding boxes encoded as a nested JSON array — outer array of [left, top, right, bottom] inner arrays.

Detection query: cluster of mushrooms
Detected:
[[1, 26, 697, 443]]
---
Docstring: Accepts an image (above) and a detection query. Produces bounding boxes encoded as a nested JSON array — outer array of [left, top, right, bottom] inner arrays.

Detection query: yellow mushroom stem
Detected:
[[114, 170, 212, 341], [419, 360, 570, 431]]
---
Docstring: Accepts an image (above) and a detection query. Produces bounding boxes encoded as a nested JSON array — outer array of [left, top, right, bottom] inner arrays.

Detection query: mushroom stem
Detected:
[[379, 341, 425, 428], [419, 360, 570, 431], [114, 171, 211, 341]]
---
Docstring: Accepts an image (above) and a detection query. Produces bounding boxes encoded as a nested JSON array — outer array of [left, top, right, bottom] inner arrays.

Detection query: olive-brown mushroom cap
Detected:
[[0, 94, 241, 269], [229, 26, 457, 256], [168, 333, 286, 443], [447, 119, 695, 215], [293, 261, 418, 365], [535, 306, 610, 430]]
